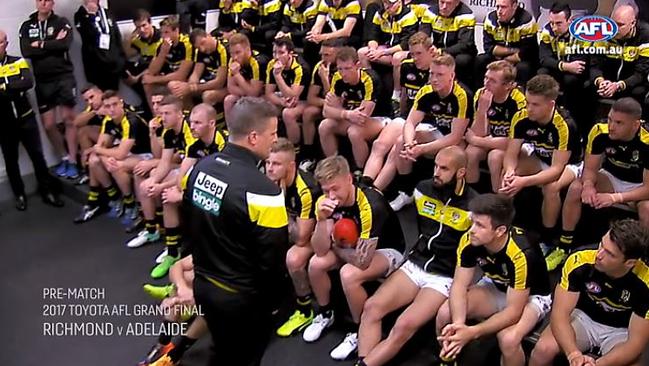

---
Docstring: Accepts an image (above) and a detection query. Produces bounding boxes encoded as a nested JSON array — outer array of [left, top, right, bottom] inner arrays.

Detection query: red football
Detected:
[[333, 218, 359, 248]]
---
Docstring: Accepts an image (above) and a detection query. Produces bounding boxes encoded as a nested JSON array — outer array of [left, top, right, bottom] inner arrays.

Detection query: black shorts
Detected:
[[35, 74, 77, 113]]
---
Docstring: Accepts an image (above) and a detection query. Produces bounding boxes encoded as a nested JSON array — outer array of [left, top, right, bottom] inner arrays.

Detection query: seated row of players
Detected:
[[262, 142, 649, 366], [119, 0, 649, 147], [76, 14, 649, 279]]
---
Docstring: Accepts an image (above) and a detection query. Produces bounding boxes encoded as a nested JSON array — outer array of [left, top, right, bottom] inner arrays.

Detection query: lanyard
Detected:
[[38, 19, 48, 41], [94, 7, 110, 34]]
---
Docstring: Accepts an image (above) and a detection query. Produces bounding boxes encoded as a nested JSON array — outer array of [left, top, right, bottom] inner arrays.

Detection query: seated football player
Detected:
[[545, 97, 649, 271], [529, 219, 649, 366], [267, 139, 322, 338], [464, 60, 526, 192], [223, 33, 269, 121], [301, 156, 405, 361], [264, 37, 310, 146], [74, 91, 152, 224], [141, 15, 194, 111], [499, 75, 581, 269], [389, 54, 472, 211], [436, 193, 551, 366], [319, 47, 390, 171]]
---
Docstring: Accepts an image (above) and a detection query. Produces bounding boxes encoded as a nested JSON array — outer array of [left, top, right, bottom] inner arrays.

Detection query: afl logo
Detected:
[[569, 16, 618, 42], [406, 73, 416, 81]]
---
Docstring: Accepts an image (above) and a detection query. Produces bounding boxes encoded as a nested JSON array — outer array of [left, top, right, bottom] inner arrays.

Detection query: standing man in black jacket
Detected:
[[74, 0, 126, 91], [183, 97, 288, 366], [0, 30, 63, 211], [19, 0, 79, 180]]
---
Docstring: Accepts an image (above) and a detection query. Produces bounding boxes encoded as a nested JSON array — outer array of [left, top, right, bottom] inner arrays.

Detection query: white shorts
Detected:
[[415, 123, 444, 140], [128, 152, 154, 161], [599, 169, 643, 193], [475, 277, 552, 320], [566, 161, 583, 178], [570, 308, 628, 355], [399, 260, 453, 297], [376, 248, 404, 277], [371, 116, 392, 127]]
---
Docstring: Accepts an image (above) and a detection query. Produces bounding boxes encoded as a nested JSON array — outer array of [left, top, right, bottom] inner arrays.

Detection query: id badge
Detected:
[[99, 34, 110, 50]]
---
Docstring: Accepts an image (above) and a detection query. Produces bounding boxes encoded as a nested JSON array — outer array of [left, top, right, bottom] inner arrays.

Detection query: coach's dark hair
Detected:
[[228, 97, 279, 139], [468, 194, 515, 229], [549, 2, 571, 19], [133, 9, 151, 23], [273, 37, 295, 52], [611, 97, 643, 120], [526, 74, 560, 101], [101, 90, 120, 100], [609, 219, 649, 260]]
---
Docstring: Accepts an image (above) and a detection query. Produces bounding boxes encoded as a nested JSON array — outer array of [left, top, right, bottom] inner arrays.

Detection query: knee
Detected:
[[282, 108, 298, 122], [637, 202, 649, 224], [391, 316, 417, 340], [566, 180, 583, 201], [224, 94, 237, 106], [308, 255, 330, 273], [88, 154, 101, 167], [487, 149, 504, 166], [435, 302, 451, 329], [339, 264, 362, 287], [530, 336, 560, 364], [286, 247, 309, 273], [371, 138, 391, 155], [358, 47, 370, 59], [465, 145, 482, 162], [496, 328, 522, 354], [361, 296, 386, 323], [542, 181, 562, 196], [319, 119, 335, 134], [347, 126, 364, 141]]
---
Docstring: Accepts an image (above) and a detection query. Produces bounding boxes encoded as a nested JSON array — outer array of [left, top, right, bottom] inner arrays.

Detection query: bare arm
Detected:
[[596, 314, 649, 366], [503, 138, 523, 175], [522, 149, 570, 187], [448, 266, 476, 325], [470, 286, 529, 338], [550, 285, 582, 359], [306, 85, 324, 107], [95, 139, 135, 160]]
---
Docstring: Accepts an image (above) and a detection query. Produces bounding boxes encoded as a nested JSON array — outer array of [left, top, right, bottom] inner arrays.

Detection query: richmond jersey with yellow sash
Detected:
[[286, 169, 321, 220], [591, 21, 649, 91], [280, 0, 319, 40], [130, 27, 163, 73], [367, 4, 419, 49], [399, 58, 429, 114], [482, 7, 538, 61], [217, 0, 246, 32], [183, 143, 288, 296], [194, 40, 228, 82], [317, 0, 363, 41], [408, 179, 477, 276], [100, 111, 151, 154], [158, 33, 193, 74], [420, 1, 477, 56], [311, 61, 337, 98], [586, 123, 649, 183], [186, 129, 227, 159], [539, 23, 590, 71], [474, 87, 526, 138], [266, 57, 310, 100], [315, 185, 405, 252], [560, 247, 649, 328], [230, 50, 269, 83], [412, 81, 473, 135], [457, 227, 551, 295], [510, 107, 582, 165], [330, 68, 389, 116], [0, 55, 35, 121], [161, 118, 196, 159]]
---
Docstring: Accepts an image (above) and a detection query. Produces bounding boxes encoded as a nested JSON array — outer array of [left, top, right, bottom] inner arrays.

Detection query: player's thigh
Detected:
[[516, 154, 543, 176]]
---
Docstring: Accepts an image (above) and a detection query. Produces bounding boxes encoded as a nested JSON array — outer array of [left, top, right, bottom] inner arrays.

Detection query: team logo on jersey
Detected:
[[606, 147, 617, 155], [406, 73, 416, 81], [620, 289, 631, 303], [526, 129, 539, 137], [432, 104, 441, 112], [632, 150, 640, 162], [451, 212, 461, 223], [586, 281, 601, 294], [547, 133, 554, 144], [47, 27, 54, 36], [477, 258, 488, 267], [487, 108, 496, 117], [569, 16, 618, 42]]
